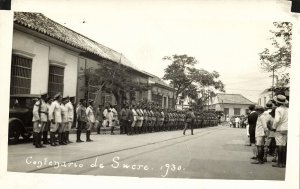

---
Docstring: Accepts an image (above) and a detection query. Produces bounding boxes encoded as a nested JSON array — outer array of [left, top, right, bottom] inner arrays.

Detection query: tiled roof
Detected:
[[215, 93, 254, 105], [143, 71, 172, 89], [13, 12, 142, 72]]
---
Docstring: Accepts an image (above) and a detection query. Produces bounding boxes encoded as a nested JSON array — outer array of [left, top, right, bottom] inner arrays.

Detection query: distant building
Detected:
[[211, 93, 254, 121], [144, 72, 174, 109], [258, 85, 290, 106]]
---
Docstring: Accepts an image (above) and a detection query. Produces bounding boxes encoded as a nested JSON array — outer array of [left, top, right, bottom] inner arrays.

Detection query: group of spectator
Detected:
[[246, 94, 289, 168]]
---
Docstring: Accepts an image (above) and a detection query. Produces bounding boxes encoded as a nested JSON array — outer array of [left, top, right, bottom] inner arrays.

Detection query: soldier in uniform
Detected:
[[96, 105, 104, 134], [76, 99, 86, 142], [147, 106, 153, 133], [60, 97, 68, 145], [163, 109, 169, 131], [120, 104, 127, 134], [49, 93, 63, 146], [86, 100, 95, 141], [136, 105, 143, 134], [32, 93, 48, 148], [65, 96, 74, 143], [42, 97, 52, 145], [142, 106, 148, 133], [183, 108, 196, 135], [126, 105, 133, 135], [110, 104, 118, 135], [131, 105, 138, 134]]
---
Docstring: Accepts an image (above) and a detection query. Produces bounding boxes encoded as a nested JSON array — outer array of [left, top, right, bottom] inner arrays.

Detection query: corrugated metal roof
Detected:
[[143, 71, 172, 89], [14, 12, 142, 72], [215, 93, 254, 105]]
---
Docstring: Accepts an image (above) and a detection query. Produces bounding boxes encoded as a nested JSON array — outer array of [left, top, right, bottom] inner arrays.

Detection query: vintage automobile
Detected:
[[8, 94, 40, 143]]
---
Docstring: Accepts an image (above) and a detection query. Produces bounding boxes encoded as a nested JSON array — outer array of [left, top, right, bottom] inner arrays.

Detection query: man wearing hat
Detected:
[[183, 108, 195, 135], [272, 95, 289, 168], [65, 96, 74, 143], [42, 97, 53, 145], [49, 93, 62, 146], [32, 93, 48, 148], [76, 99, 86, 142], [261, 101, 274, 162], [86, 100, 95, 141], [251, 105, 267, 164], [247, 104, 258, 147], [60, 97, 68, 145]]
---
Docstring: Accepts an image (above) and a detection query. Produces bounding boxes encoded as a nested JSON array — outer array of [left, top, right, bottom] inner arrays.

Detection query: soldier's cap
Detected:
[[69, 96, 75, 100], [88, 99, 94, 104], [53, 93, 62, 99], [255, 105, 264, 111], [62, 97, 69, 101], [64, 96, 70, 99], [40, 92, 48, 98], [79, 99, 86, 103], [46, 97, 53, 102]]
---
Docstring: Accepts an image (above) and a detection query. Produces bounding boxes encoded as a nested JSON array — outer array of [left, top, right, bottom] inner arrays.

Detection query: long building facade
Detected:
[[11, 12, 153, 107]]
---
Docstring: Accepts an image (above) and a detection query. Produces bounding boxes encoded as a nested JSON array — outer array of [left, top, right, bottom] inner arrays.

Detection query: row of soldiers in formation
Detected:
[[31, 92, 220, 148], [107, 104, 220, 135]]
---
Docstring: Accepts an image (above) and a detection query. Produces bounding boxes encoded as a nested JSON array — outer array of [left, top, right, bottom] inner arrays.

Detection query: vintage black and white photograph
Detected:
[[1, 0, 299, 188]]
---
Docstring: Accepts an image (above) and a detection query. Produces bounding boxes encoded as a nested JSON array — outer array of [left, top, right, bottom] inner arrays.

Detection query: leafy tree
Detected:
[[80, 60, 150, 106], [163, 54, 225, 107], [259, 22, 292, 87]]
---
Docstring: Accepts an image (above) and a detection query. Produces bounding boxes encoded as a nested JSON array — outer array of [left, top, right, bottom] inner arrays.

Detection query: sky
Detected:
[[13, 0, 294, 102]]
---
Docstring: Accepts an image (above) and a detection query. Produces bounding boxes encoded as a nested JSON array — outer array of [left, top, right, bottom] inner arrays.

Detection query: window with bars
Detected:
[[10, 55, 32, 95], [48, 65, 64, 98], [224, 108, 229, 116], [234, 108, 241, 115]]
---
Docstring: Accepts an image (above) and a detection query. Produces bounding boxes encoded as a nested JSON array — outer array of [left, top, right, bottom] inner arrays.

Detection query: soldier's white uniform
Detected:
[[60, 103, 68, 133], [86, 105, 95, 130], [49, 100, 62, 132], [131, 108, 137, 127], [65, 101, 74, 131], [32, 99, 48, 133]]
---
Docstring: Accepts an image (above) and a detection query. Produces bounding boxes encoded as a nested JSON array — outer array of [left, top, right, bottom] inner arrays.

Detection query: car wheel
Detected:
[[10, 125, 21, 144]]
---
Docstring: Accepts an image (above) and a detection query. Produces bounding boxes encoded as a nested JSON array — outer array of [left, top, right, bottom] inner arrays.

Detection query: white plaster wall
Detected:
[[12, 30, 49, 94], [31, 42, 49, 94]]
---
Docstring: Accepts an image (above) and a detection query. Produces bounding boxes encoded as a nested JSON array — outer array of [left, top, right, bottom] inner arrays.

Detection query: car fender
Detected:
[[9, 118, 25, 131]]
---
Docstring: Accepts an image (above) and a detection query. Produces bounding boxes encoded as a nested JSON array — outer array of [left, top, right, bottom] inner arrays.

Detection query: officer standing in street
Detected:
[[183, 108, 196, 135], [76, 99, 86, 142], [49, 93, 63, 146]]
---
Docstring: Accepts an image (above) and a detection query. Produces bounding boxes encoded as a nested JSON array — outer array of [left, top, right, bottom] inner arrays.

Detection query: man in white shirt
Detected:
[[65, 96, 74, 143], [272, 95, 289, 168], [86, 100, 95, 142], [49, 93, 62, 146], [251, 105, 268, 164], [235, 116, 240, 128], [32, 93, 48, 148]]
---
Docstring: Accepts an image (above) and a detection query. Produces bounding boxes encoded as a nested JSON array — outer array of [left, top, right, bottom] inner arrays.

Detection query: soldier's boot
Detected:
[[86, 130, 90, 142], [39, 133, 46, 148], [33, 132, 37, 147], [263, 146, 268, 162], [273, 146, 283, 168], [66, 131, 72, 143], [97, 126, 101, 134], [63, 132, 68, 145], [77, 130, 84, 142], [50, 132, 57, 146], [282, 146, 287, 168], [58, 133, 64, 145], [110, 126, 115, 135], [42, 131, 49, 144]]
